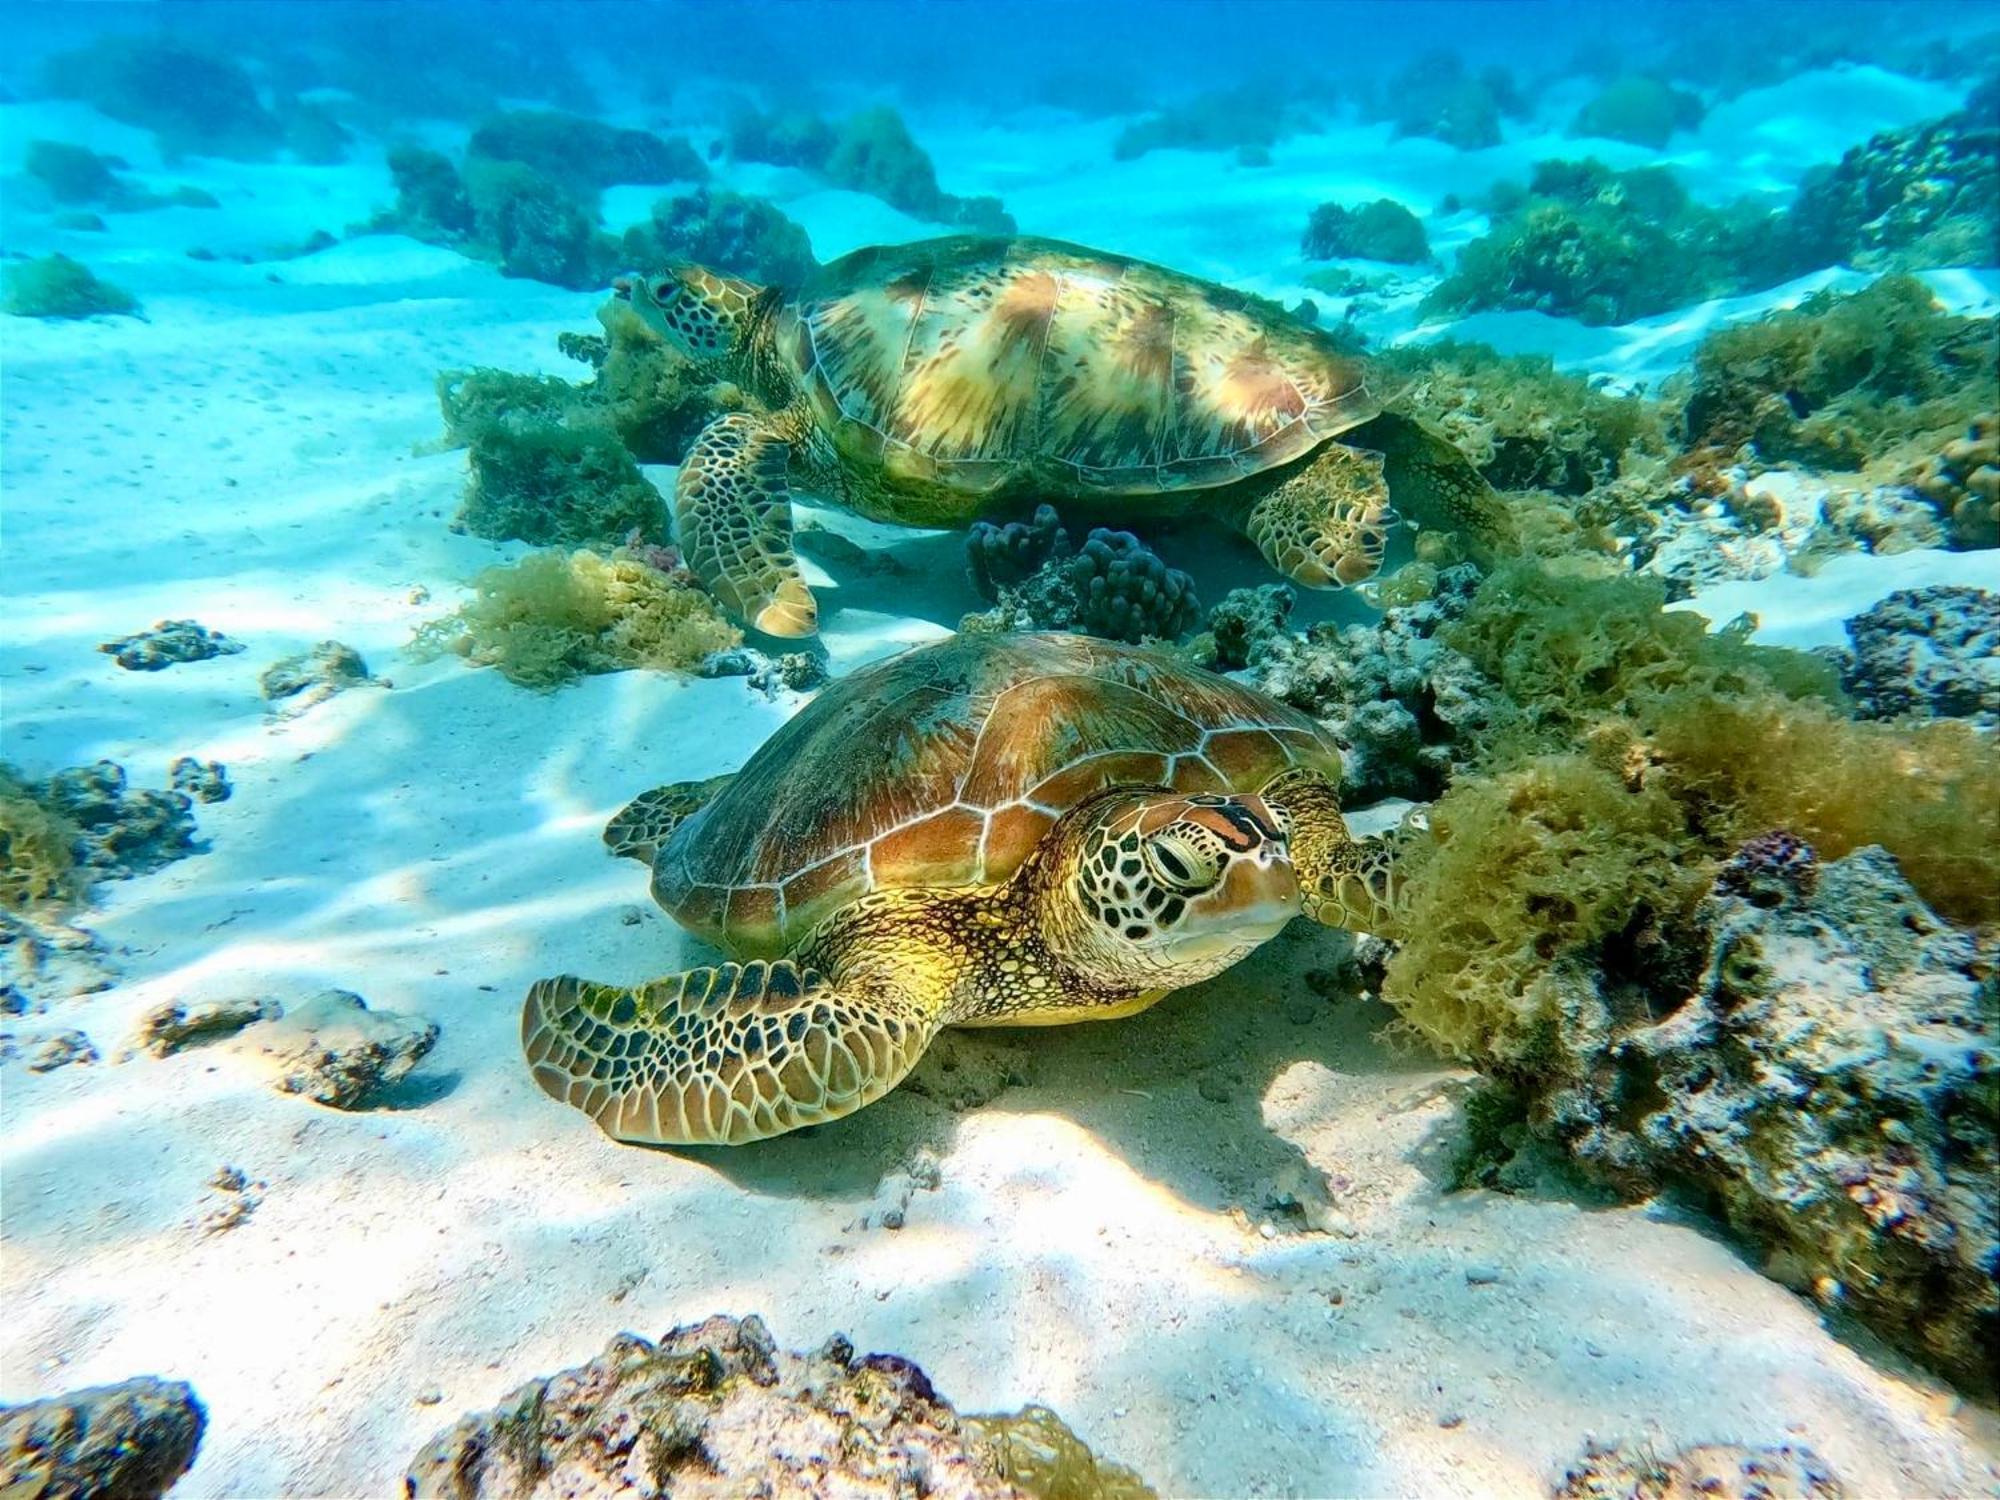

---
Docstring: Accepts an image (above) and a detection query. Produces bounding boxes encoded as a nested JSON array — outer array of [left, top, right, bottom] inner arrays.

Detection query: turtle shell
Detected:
[[652, 632, 1343, 959], [780, 235, 1380, 500]]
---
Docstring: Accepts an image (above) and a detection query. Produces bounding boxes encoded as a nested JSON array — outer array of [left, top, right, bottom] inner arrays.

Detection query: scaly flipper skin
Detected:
[[1263, 767, 1408, 938], [603, 775, 736, 864], [676, 411, 819, 637], [1243, 444, 1396, 589], [1360, 410, 1509, 562], [522, 962, 938, 1146]]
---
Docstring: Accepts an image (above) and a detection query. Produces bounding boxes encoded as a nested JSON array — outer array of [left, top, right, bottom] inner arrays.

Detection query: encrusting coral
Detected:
[[404, 1313, 1153, 1499], [413, 547, 740, 690]]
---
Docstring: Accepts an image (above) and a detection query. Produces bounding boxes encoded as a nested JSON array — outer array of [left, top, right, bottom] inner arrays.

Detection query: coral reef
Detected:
[[42, 36, 280, 157], [1906, 413, 1998, 549], [128, 995, 282, 1059], [404, 1313, 1151, 1500], [99, 619, 244, 671], [728, 106, 1013, 232], [462, 157, 612, 290], [168, 758, 230, 804], [1112, 83, 1306, 162], [4, 255, 140, 320], [1680, 276, 1997, 475], [381, 147, 476, 243], [1555, 1440, 1843, 1500], [10, 761, 203, 890], [466, 111, 707, 190], [438, 369, 665, 546], [232, 989, 438, 1108], [1775, 81, 1999, 278], [1374, 52, 1506, 151], [618, 187, 816, 288], [414, 548, 740, 690], [1186, 583, 1296, 672], [1301, 199, 1429, 264], [963, 509, 1198, 644], [1568, 76, 1705, 150], [1838, 587, 2000, 728], [260, 640, 373, 712], [1424, 160, 1744, 325], [0, 1376, 206, 1500]]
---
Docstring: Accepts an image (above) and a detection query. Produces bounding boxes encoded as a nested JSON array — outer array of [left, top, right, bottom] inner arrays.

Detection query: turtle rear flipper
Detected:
[[605, 774, 735, 864], [677, 411, 819, 637], [522, 963, 939, 1146], [1357, 410, 1508, 562]]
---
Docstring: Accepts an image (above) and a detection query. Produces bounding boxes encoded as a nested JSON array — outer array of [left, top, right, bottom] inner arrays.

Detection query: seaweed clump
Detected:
[[437, 368, 666, 546], [4, 255, 140, 320], [1680, 275, 1998, 481], [1424, 159, 1746, 325], [413, 547, 739, 690], [0, 768, 83, 911], [1301, 199, 1429, 264], [1, 761, 203, 911]]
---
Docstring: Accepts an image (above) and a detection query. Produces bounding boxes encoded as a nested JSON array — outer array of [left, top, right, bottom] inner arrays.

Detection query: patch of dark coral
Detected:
[[1837, 586, 2000, 728], [98, 620, 245, 672], [963, 508, 1198, 644]]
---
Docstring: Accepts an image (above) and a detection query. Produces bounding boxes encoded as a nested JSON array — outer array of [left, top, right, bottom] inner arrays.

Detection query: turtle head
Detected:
[[1042, 789, 1301, 989], [615, 263, 767, 367]]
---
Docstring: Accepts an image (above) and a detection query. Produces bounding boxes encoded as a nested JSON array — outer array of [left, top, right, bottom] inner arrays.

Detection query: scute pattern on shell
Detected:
[[653, 633, 1343, 957], [787, 236, 1379, 495]]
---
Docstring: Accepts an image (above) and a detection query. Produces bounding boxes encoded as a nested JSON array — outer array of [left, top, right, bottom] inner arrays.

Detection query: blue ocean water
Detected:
[[2, 2, 1996, 1495]]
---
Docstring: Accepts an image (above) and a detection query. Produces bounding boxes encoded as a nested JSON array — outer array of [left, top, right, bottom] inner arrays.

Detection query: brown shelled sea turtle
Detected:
[[620, 234, 1502, 635], [523, 631, 1404, 1146]]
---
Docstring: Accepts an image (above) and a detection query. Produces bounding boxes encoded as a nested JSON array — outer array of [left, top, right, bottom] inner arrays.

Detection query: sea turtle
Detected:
[[618, 234, 1502, 636], [523, 631, 1404, 1146]]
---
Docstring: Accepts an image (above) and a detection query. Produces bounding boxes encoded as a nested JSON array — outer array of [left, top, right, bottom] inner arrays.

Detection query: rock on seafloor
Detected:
[[1554, 1439, 1844, 1500], [0, 1376, 206, 1500], [230, 988, 438, 1108], [404, 1313, 1154, 1500], [1839, 585, 2000, 728]]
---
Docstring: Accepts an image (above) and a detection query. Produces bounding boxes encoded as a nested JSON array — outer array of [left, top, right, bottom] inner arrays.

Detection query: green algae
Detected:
[[4, 254, 140, 320], [0, 767, 85, 912]]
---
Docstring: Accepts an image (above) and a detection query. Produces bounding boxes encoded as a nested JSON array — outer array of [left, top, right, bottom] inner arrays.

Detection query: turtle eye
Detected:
[[650, 277, 680, 306], [1144, 831, 1221, 894]]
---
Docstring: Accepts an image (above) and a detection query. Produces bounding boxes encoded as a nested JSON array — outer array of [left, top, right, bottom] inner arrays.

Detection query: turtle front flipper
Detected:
[[604, 774, 735, 864], [1355, 410, 1508, 563], [1262, 768, 1408, 938], [1243, 444, 1396, 589], [677, 412, 818, 637], [522, 961, 940, 1146]]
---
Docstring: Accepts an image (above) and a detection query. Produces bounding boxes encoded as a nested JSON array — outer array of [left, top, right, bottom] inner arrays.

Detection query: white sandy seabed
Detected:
[[4, 68, 2000, 1499]]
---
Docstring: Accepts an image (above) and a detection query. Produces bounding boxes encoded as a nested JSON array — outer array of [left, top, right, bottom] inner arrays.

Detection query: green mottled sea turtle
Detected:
[[524, 631, 1402, 1146], [619, 235, 1501, 636]]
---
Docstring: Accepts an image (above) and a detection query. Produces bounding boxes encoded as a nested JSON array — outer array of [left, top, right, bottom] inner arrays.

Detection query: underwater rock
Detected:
[[728, 105, 1012, 233], [1190, 583, 1296, 672], [1530, 847, 1999, 1397], [4, 254, 141, 321], [42, 762, 199, 882], [232, 989, 438, 1109], [25, 1028, 98, 1073], [195, 1165, 263, 1236], [98, 620, 245, 672], [0, 911, 115, 1006], [1301, 198, 1430, 264], [695, 647, 827, 697], [962, 509, 1197, 645], [1839, 586, 2000, 729], [404, 1314, 1152, 1500], [619, 187, 816, 289], [1906, 413, 1998, 549], [380, 146, 476, 243], [1816, 482, 1947, 554], [0, 1376, 206, 1500], [128, 995, 282, 1059], [1244, 565, 1499, 803], [42, 35, 279, 158], [168, 758, 231, 804], [1554, 1439, 1844, 1500], [259, 641, 373, 712]]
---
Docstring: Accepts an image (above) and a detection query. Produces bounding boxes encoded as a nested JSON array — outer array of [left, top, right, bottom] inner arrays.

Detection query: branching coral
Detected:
[[4, 255, 140, 320], [413, 548, 740, 690]]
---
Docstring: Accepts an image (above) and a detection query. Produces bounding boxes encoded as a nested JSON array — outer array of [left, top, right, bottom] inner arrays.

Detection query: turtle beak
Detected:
[[611, 275, 635, 302]]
